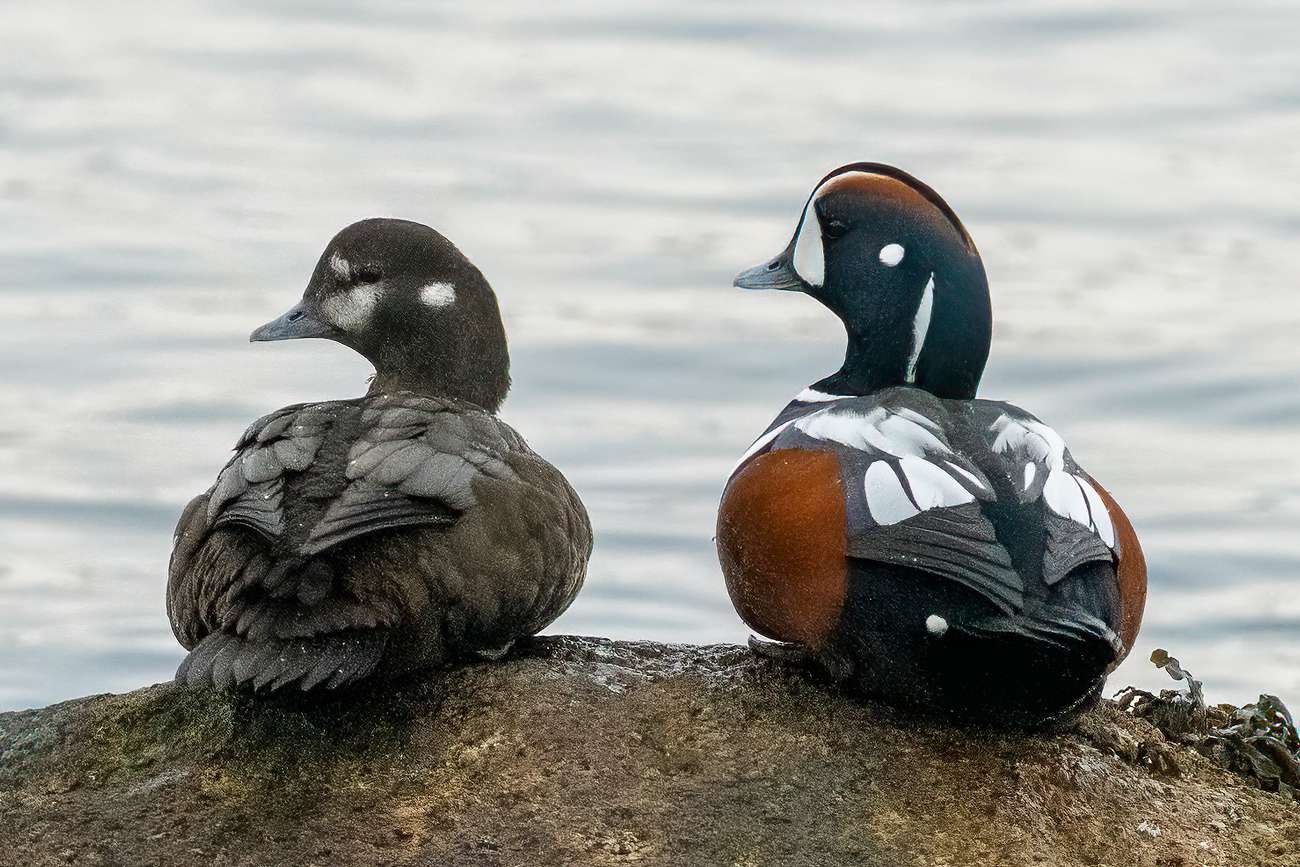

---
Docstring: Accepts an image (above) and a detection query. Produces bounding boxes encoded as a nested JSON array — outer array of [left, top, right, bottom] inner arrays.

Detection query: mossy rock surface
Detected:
[[1, 636, 1297, 866]]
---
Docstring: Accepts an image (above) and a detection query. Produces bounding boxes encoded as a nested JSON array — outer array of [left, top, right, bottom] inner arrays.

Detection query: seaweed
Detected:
[[1115, 650, 1300, 800]]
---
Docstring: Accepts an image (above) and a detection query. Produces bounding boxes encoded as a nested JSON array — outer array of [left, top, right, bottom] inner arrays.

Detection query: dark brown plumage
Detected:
[[167, 219, 591, 693]]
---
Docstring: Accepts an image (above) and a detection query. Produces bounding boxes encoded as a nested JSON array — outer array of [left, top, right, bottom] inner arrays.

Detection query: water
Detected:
[[1, 1, 1298, 711]]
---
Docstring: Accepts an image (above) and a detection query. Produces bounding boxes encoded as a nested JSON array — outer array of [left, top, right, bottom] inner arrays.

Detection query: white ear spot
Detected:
[[879, 243, 905, 267], [925, 614, 949, 636], [420, 281, 456, 308], [329, 252, 351, 281]]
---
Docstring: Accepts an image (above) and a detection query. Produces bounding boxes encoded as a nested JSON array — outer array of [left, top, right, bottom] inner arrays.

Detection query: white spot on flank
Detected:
[[904, 274, 934, 384], [1024, 462, 1037, 489], [925, 614, 949, 636], [329, 252, 351, 281], [879, 243, 905, 267], [419, 281, 456, 308], [321, 284, 382, 331]]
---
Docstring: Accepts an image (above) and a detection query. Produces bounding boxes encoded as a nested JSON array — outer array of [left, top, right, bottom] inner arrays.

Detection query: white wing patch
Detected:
[[864, 460, 922, 523], [900, 455, 972, 510], [797, 405, 947, 459], [796, 404, 985, 525], [989, 414, 1116, 547]]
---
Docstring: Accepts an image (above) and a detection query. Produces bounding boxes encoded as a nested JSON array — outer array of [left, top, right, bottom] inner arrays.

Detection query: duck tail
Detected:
[[175, 628, 388, 693]]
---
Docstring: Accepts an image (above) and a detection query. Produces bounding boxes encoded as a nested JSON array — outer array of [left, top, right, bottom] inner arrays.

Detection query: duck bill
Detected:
[[249, 300, 338, 342], [732, 244, 805, 292]]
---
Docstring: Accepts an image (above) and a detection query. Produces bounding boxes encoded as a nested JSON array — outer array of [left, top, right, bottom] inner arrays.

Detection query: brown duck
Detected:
[[168, 218, 592, 692]]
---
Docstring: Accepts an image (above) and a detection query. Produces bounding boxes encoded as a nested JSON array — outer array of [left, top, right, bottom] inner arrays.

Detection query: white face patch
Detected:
[[791, 192, 825, 287], [329, 252, 351, 282], [879, 243, 905, 267], [925, 614, 949, 636], [790, 169, 905, 288], [320, 284, 382, 332], [419, 281, 456, 308], [904, 274, 935, 384]]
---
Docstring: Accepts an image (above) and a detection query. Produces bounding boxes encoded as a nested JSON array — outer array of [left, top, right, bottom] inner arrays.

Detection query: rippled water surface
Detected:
[[2, 1, 1298, 710]]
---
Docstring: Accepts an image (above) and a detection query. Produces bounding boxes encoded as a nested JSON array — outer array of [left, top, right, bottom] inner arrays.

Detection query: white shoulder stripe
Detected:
[[731, 418, 796, 473], [794, 387, 847, 403]]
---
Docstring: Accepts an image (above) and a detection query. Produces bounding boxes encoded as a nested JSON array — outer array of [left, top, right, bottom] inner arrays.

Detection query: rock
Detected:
[[1, 636, 1297, 866]]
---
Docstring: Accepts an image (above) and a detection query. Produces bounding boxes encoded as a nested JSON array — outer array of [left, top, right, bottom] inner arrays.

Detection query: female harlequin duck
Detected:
[[168, 219, 592, 693], [716, 163, 1146, 727]]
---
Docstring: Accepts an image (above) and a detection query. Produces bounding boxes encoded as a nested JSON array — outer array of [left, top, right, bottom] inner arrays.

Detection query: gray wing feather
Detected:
[[203, 403, 328, 539], [302, 394, 525, 555]]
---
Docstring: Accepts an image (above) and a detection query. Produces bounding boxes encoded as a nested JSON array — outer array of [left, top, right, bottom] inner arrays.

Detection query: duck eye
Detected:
[[355, 265, 383, 284], [879, 243, 905, 267], [823, 219, 849, 241]]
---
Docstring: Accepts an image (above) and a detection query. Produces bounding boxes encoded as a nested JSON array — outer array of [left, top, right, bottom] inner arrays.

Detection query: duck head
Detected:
[[734, 163, 990, 400], [251, 218, 511, 412]]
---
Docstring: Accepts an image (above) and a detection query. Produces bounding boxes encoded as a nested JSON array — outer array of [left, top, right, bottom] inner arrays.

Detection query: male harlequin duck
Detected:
[[168, 219, 592, 693], [716, 163, 1146, 727]]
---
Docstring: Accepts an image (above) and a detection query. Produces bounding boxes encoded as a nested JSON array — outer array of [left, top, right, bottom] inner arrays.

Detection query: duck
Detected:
[[716, 163, 1146, 727], [167, 218, 592, 693]]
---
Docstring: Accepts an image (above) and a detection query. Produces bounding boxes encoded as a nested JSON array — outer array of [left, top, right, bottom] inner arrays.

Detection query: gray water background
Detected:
[[1, 1, 1298, 710]]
